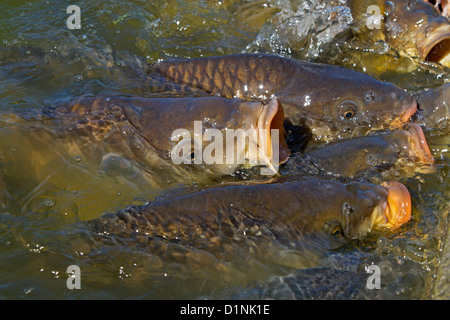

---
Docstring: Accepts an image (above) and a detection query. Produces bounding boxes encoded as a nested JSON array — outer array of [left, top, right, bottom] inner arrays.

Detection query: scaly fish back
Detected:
[[151, 54, 296, 100]]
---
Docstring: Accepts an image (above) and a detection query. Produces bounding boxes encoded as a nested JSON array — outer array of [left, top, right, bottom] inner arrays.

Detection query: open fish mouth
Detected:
[[249, 98, 290, 173], [372, 181, 412, 230], [420, 26, 450, 67], [382, 181, 412, 229], [405, 123, 435, 165]]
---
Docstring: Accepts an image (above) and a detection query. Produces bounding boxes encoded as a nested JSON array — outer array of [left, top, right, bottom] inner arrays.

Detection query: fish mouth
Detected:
[[405, 123, 435, 165], [372, 181, 412, 230], [389, 98, 418, 129], [252, 98, 290, 173], [420, 26, 450, 68]]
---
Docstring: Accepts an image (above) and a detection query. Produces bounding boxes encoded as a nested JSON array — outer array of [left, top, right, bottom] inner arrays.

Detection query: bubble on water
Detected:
[[395, 287, 406, 295], [24, 288, 33, 295], [415, 175, 425, 184], [44, 199, 55, 207]]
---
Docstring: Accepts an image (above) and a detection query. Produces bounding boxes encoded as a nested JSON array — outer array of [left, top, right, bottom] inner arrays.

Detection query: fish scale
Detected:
[[153, 54, 294, 101], [58, 99, 127, 142]]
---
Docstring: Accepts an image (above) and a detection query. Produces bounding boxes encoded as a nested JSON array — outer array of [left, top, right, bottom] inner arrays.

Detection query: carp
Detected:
[[86, 177, 412, 251], [300, 123, 434, 178], [151, 54, 418, 142], [349, 0, 450, 67], [50, 96, 290, 175]]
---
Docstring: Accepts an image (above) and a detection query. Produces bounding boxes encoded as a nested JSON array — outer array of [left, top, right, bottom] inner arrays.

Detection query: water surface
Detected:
[[0, 0, 448, 299]]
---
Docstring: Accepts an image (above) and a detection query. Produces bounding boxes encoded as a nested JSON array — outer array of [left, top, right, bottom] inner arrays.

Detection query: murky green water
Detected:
[[0, 0, 448, 299]]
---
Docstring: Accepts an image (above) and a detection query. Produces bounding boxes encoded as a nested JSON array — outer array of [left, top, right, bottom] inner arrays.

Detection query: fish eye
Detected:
[[189, 151, 196, 160], [338, 100, 358, 121], [344, 111, 355, 119], [323, 220, 343, 237], [364, 91, 376, 103], [331, 225, 342, 236]]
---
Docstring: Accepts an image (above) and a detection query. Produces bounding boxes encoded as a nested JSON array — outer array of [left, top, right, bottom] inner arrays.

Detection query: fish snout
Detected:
[[379, 181, 412, 230], [389, 97, 418, 129], [406, 123, 435, 164], [255, 99, 290, 173]]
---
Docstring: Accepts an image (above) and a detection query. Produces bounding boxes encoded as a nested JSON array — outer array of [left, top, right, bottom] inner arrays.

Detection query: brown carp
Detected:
[[349, 0, 450, 67], [86, 177, 412, 257], [151, 54, 418, 142], [298, 123, 435, 178], [51, 96, 290, 175], [415, 83, 450, 128]]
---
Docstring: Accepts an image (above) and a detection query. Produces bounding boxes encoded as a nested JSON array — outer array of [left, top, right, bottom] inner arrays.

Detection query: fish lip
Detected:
[[256, 99, 290, 172], [419, 25, 450, 63], [389, 98, 418, 130], [376, 181, 412, 230], [406, 123, 435, 165]]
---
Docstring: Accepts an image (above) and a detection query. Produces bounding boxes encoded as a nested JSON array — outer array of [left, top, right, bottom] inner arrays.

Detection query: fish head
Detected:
[[332, 181, 412, 238], [415, 83, 450, 126], [387, 123, 435, 166], [169, 98, 290, 175], [334, 81, 417, 133], [118, 97, 289, 176], [305, 122, 433, 177], [352, 123, 435, 174], [284, 64, 418, 139], [384, 0, 450, 67]]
